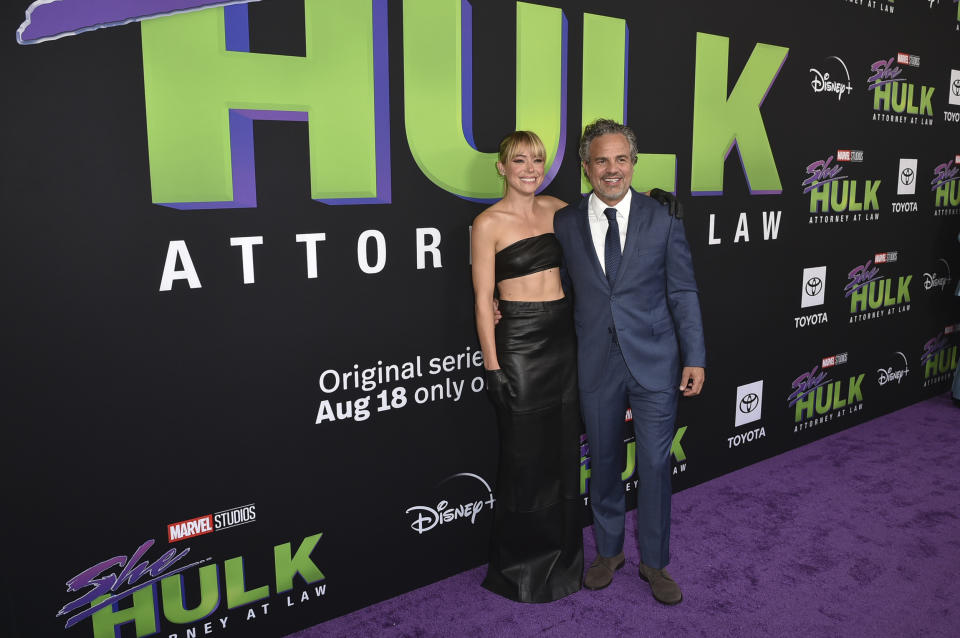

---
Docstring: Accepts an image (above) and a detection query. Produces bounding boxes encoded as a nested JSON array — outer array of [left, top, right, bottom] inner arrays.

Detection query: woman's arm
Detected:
[[471, 213, 500, 371]]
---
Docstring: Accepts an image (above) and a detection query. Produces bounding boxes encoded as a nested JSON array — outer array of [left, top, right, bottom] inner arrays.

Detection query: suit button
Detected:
[[610, 295, 615, 301]]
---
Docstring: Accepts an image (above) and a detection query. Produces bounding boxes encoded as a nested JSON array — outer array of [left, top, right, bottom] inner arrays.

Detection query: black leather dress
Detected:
[[481, 233, 584, 603]]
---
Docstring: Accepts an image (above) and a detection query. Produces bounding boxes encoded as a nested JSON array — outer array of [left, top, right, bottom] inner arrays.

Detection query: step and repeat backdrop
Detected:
[[3, 0, 959, 636]]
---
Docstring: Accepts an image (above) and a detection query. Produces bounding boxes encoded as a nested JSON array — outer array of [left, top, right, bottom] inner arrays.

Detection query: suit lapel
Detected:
[[575, 195, 609, 287], [617, 189, 645, 282]]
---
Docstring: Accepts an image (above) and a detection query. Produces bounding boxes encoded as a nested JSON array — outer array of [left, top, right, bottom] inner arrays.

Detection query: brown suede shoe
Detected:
[[583, 552, 625, 590], [638, 562, 683, 605]]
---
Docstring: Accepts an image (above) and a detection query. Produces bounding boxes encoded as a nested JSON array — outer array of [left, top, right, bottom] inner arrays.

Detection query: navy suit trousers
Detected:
[[581, 338, 677, 569]]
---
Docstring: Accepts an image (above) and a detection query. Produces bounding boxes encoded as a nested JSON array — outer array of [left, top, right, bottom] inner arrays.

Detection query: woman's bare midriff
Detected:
[[497, 268, 564, 301]]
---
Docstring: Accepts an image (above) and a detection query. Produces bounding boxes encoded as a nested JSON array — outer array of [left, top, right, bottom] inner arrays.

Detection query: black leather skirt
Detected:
[[482, 297, 584, 603]]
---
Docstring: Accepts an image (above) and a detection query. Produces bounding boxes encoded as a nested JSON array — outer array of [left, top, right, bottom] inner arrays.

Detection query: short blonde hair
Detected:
[[498, 130, 546, 166]]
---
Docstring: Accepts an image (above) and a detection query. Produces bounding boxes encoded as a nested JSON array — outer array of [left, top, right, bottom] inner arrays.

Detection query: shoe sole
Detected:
[[638, 570, 683, 605], [582, 558, 625, 591]]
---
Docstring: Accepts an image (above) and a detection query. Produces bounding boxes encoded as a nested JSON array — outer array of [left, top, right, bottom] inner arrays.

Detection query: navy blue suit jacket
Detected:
[[553, 190, 706, 392]]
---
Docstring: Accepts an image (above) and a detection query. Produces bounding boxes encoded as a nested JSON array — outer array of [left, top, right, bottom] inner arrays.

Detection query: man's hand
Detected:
[[679, 367, 705, 397], [492, 298, 502, 325]]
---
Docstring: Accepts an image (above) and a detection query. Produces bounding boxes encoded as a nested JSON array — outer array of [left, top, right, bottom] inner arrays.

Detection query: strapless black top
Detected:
[[495, 233, 562, 283]]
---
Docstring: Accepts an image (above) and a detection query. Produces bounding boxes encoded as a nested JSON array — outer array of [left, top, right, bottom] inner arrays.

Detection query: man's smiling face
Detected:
[[583, 133, 635, 206]]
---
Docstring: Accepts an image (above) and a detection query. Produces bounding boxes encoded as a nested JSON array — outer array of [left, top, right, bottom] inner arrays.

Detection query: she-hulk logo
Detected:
[[19, 0, 790, 206]]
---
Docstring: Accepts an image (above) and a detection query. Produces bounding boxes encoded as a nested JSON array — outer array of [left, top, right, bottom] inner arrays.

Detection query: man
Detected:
[[553, 119, 706, 605]]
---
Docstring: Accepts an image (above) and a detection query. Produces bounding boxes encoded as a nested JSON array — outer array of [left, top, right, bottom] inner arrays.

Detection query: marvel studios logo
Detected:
[[836, 149, 864, 162], [167, 503, 257, 542], [955, 154, 960, 166], [821, 353, 849, 369], [874, 251, 899, 264], [945, 323, 960, 335], [896, 52, 920, 67]]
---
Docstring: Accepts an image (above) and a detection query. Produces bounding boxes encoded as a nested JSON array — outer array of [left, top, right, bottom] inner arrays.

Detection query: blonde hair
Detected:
[[497, 130, 546, 166]]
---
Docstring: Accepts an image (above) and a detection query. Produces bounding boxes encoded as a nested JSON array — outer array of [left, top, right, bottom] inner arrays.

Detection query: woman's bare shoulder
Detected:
[[472, 204, 514, 240]]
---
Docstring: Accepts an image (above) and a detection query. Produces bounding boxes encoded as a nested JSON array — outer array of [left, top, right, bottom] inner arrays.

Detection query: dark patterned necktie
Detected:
[[604, 207, 621, 285]]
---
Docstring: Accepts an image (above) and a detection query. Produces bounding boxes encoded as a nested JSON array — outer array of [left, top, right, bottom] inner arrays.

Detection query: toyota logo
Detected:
[[805, 276, 823, 296], [900, 167, 915, 185], [739, 393, 759, 413], [952, 79, 960, 97]]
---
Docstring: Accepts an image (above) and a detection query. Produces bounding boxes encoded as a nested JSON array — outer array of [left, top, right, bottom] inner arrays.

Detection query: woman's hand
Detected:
[[648, 188, 683, 219], [485, 369, 516, 409]]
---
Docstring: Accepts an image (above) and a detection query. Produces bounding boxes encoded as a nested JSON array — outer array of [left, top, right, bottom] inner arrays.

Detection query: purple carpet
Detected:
[[288, 394, 960, 638]]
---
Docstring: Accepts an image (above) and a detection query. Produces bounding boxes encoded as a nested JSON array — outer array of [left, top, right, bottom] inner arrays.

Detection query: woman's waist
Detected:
[[497, 296, 569, 315], [496, 268, 562, 297]]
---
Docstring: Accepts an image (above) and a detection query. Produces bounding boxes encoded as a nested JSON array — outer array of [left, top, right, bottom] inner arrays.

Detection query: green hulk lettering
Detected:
[[161, 565, 220, 624], [847, 374, 864, 404], [849, 284, 870, 314], [622, 441, 636, 480], [403, 0, 565, 201], [896, 276, 912, 303], [809, 182, 830, 213], [920, 86, 935, 116], [862, 180, 880, 211], [671, 426, 688, 462], [275, 533, 326, 592], [691, 33, 787, 194], [141, 1, 388, 208], [224, 556, 270, 608], [90, 589, 157, 638], [581, 14, 675, 194]]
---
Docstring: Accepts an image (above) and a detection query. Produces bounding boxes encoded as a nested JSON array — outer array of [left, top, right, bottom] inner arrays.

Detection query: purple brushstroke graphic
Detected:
[[17, 0, 259, 45], [931, 160, 959, 191], [787, 365, 829, 407], [866, 57, 903, 91], [56, 538, 204, 629], [921, 334, 949, 366], [845, 259, 881, 298], [802, 155, 846, 194]]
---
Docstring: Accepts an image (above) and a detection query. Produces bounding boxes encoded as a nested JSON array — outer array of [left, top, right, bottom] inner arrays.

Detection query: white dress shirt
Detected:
[[587, 189, 631, 275]]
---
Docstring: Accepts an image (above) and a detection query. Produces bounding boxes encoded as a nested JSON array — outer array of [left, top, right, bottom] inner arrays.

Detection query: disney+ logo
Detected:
[[877, 352, 910, 386], [809, 56, 854, 101], [405, 473, 495, 535]]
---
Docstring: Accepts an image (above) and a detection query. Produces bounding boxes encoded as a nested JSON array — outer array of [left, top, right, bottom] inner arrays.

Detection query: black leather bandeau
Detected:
[[495, 233, 562, 283]]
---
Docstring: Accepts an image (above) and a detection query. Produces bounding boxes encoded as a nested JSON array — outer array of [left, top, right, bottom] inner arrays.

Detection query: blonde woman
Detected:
[[471, 131, 582, 602]]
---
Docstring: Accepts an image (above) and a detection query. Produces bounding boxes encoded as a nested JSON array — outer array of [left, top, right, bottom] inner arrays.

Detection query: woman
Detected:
[[471, 131, 583, 602]]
